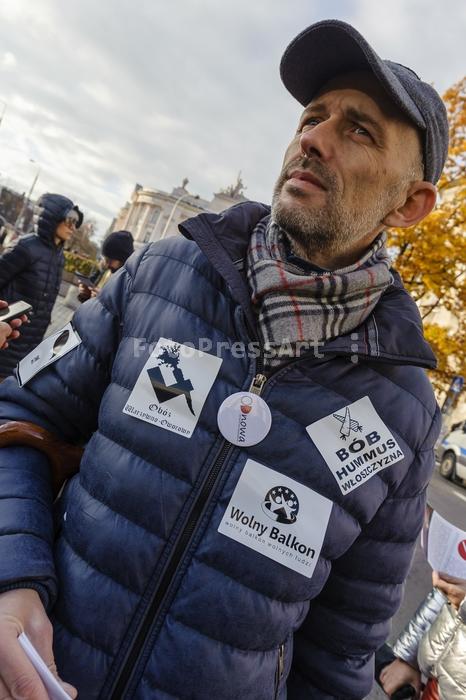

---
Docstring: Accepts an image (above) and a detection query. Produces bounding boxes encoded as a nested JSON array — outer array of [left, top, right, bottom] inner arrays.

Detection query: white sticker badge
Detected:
[[123, 338, 222, 438], [306, 396, 405, 495], [16, 323, 82, 387], [218, 459, 332, 578], [217, 391, 272, 446]]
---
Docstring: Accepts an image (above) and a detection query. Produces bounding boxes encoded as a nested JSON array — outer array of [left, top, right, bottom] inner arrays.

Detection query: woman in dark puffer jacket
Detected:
[[0, 193, 82, 378]]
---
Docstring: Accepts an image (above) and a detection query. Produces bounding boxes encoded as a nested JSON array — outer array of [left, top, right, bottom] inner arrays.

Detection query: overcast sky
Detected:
[[0, 0, 464, 237]]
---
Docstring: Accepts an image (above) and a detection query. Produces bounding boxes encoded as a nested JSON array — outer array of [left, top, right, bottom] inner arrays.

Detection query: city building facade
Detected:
[[110, 176, 248, 247]]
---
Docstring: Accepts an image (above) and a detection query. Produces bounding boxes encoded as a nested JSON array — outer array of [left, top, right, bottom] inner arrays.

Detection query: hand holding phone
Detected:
[[0, 300, 33, 323], [74, 273, 95, 288], [0, 300, 31, 349]]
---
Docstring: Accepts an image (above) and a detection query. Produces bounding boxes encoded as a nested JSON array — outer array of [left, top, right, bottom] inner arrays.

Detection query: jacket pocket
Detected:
[[274, 642, 285, 700]]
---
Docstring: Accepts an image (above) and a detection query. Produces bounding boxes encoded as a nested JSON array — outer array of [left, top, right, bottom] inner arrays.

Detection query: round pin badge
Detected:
[[217, 391, 272, 447]]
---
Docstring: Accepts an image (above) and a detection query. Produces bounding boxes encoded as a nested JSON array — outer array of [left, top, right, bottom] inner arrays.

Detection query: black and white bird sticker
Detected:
[[306, 396, 405, 494], [123, 338, 222, 438]]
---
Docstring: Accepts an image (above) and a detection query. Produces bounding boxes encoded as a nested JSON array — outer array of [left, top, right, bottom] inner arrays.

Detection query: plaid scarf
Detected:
[[247, 218, 392, 367]]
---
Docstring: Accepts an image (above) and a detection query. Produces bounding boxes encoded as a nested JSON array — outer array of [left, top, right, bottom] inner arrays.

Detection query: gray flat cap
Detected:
[[280, 19, 449, 184]]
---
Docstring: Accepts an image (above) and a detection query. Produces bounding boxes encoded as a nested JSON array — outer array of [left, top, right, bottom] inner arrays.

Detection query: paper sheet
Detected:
[[18, 633, 72, 700], [425, 509, 466, 577]]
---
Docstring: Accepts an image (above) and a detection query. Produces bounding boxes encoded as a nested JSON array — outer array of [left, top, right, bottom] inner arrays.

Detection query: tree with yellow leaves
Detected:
[[388, 76, 466, 394]]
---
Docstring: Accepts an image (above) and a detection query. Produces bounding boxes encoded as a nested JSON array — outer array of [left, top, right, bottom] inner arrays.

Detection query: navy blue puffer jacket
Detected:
[[0, 193, 82, 377], [0, 202, 440, 699]]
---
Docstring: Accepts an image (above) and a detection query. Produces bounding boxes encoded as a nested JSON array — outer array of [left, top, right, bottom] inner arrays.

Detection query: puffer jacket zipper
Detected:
[[107, 345, 336, 698], [274, 643, 285, 699], [108, 358, 268, 698]]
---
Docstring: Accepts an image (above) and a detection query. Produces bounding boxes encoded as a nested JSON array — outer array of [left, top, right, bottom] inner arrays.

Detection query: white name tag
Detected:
[[306, 396, 405, 494], [16, 323, 82, 387], [218, 459, 332, 578], [123, 337, 222, 438]]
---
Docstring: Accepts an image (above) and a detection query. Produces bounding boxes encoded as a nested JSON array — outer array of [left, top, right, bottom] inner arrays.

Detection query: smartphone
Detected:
[[75, 273, 95, 287], [391, 685, 416, 699], [0, 300, 33, 323]]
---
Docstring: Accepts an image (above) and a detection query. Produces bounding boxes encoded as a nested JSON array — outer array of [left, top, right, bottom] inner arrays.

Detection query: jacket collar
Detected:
[[179, 201, 436, 369]]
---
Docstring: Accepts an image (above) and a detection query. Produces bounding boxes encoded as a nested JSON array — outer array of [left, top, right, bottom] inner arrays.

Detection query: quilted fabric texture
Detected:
[[0, 202, 440, 699]]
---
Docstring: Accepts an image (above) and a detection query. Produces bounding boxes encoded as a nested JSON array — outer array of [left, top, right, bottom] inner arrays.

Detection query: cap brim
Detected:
[[280, 20, 425, 130]]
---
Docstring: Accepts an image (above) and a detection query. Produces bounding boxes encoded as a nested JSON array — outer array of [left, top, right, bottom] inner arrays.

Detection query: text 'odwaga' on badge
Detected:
[[16, 323, 82, 387], [123, 338, 222, 438], [306, 396, 405, 495], [218, 459, 332, 578]]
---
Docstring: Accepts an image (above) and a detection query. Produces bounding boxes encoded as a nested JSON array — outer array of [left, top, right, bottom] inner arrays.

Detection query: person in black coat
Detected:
[[77, 230, 134, 302], [0, 193, 83, 378]]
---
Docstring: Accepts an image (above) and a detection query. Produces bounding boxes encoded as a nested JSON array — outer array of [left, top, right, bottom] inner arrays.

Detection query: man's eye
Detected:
[[353, 124, 372, 138], [299, 117, 320, 131]]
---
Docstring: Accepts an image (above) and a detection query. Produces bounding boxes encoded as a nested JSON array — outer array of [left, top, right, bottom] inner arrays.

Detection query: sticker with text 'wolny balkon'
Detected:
[[306, 396, 405, 494], [123, 338, 222, 438], [218, 459, 332, 578]]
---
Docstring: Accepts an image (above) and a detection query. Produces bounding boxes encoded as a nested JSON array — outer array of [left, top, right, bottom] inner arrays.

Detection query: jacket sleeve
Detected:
[[0, 248, 144, 610], [0, 241, 31, 290], [287, 405, 442, 700], [392, 587, 446, 668], [418, 598, 466, 699]]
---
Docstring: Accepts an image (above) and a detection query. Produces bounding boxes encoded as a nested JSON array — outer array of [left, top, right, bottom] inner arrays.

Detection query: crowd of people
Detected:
[[0, 17, 463, 700]]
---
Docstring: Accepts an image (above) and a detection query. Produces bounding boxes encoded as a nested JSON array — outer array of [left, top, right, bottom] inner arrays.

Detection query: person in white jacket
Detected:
[[380, 571, 466, 699]]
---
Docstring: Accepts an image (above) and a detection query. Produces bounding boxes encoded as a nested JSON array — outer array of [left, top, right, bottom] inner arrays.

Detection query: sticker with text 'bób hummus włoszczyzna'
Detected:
[[218, 459, 332, 578], [306, 396, 405, 494], [123, 338, 222, 438]]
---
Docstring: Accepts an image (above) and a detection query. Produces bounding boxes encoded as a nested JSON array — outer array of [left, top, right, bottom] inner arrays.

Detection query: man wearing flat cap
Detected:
[[0, 20, 448, 700]]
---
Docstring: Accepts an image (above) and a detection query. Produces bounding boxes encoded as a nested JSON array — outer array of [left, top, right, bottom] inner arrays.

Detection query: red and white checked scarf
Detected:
[[247, 217, 392, 366]]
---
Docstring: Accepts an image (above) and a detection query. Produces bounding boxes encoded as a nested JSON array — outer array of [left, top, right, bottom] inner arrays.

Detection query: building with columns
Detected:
[[110, 176, 247, 247]]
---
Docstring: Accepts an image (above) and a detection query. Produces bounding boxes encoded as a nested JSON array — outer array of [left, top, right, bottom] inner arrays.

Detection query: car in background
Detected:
[[436, 421, 466, 487]]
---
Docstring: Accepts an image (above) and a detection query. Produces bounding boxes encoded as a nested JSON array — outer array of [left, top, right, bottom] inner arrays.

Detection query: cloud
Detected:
[[1, 52, 17, 69], [347, 0, 466, 90], [0, 0, 464, 239]]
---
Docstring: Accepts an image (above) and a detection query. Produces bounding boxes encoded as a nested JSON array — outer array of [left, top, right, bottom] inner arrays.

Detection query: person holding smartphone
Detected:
[[0, 193, 82, 378], [77, 230, 134, 302], [0, 300, 27, 350]]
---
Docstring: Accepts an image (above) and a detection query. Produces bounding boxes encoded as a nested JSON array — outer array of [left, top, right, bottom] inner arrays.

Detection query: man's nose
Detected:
[[299, 119, 334, 160]]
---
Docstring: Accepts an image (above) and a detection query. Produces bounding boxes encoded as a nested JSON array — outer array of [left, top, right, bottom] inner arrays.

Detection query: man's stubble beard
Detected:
[[271, 156, 401, 261]]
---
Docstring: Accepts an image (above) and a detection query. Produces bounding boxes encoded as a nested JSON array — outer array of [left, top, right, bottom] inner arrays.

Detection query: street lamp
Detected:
[[160, 192, 199, 240], [15, 159, 41, 230]]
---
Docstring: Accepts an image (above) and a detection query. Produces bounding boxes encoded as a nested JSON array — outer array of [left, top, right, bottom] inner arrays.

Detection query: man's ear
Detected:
[[382, 181, 437, 229]]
